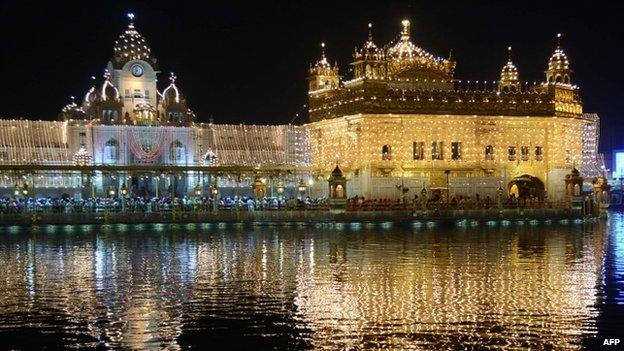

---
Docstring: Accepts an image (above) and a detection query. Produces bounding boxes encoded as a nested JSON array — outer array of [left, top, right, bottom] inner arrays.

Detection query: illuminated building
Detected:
[[307, 22, 604, 200], [0, 16, 604, 200], [0, 14, 310, 198]]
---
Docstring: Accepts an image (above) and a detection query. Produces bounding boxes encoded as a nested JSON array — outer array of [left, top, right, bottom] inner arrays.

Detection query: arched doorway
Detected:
[[508, 175, 545, 199]]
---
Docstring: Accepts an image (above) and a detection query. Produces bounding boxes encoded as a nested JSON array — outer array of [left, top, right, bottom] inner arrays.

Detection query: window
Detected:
[[485, 145, 494, 160], [413, 142, 424, 160], [382, 145, 392, 160], [535, 146, 543, 161], [451, 142, 462, 160], [521, 146, 530, 161], [508, 146, 516, 161], [170, 140, 185, 162], [431, 141, 443, 160], [103, 139, 119, 163]]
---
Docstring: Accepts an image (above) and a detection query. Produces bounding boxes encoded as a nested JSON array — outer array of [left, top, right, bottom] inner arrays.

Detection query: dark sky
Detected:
[[1, 1, 622, 147]]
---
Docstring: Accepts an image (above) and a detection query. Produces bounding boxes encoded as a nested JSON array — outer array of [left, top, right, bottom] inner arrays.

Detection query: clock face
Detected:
[[131, 64, 144, 77]]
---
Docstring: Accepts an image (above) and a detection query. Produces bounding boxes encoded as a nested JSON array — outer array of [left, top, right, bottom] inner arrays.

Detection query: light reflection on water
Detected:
[[0, 216, 622, 350]]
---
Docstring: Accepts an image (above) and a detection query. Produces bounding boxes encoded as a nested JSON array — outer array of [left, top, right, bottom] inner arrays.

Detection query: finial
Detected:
[[90, 75, 96, 81], [401, 19, 410, 41], [321, 42, 326, 58], [556, 33, 562, 49], [127, 12, 135, 21], [448, 49, 453, 60], [507, 46, 512, 62], [169, 72, 177, 82], [367, 23, 373, 41], [70, 96, 75, 103]]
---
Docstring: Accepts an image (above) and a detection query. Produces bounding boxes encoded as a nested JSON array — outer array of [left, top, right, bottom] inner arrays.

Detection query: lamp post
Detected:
[[307, 178, 314, 198], [444, 170, 451, 202], [13, 184, 20, 198], [211, 183, 218, 212], [108, 185, 116, 198], [298, 179, 307, 199], [277, 180, 285, 200], [194, 184, 202, 211], [120, 183, 128, 212]]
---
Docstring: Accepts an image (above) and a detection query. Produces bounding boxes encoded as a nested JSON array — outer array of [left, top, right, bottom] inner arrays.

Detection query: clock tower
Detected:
[[109, 13, 160, 124]]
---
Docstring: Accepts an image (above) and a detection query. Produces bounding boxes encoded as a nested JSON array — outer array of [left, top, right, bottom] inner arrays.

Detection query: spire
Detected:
[[367, 23, 373, 42], [320, 42, 326, 60], [127, 12, 135, 29], [545, 32, 572, 84], [499, 45, 520, 91], [163, 72, 180, 103], [401, 19, 410, 42]]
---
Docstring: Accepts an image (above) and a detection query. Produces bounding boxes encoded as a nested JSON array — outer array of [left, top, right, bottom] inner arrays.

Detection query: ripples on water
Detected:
[[0, 215, 623, 350]]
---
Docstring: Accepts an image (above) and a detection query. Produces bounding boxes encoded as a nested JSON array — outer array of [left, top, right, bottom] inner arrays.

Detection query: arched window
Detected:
[[508, 146, 516, 161], [535, 146, 543, 161], [382, 145, 392, 160], [521, 146, 530, 161], [170, 140, 186, 163], [335, 184, 344, 198], [432, 141, 443, 160], [485, 145, 494, 160], [103, 138, 119, 163]]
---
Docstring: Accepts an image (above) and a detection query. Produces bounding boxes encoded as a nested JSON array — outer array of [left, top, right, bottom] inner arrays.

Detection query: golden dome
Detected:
[[386, 19, 454, 78], [113, 13, 151, 62]]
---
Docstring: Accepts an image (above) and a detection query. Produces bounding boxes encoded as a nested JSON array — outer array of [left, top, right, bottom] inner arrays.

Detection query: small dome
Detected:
[[113, 14, 151, 62], [60, 96, 86, 120], [500, 47, 519, 83], [162, 73, 181, 104], [313, 42, 332, 69], [331, 164, 344, 178], [73, 145, 92, 166], [100, 70, 119, 101], [548, 48, 569, 71], [354, 23, 384, 61]]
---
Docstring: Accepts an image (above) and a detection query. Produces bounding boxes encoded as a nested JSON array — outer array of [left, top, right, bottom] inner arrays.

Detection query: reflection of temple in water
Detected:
[[0, 223, 607, 349]]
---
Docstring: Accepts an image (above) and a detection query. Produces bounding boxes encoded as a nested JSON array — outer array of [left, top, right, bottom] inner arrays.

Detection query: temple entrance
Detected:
[[508, 175, 545, 199]]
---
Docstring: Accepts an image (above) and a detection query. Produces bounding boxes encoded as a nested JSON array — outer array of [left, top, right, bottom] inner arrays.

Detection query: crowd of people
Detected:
[[0, 195, 330, 214], [347, 193, 559, 211], [0, 192, 560, 215]]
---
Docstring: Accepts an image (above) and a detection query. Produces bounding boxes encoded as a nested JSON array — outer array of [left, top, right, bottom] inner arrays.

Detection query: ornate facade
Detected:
[[307, 20, 603, 200], [0, 16, 604, 200]]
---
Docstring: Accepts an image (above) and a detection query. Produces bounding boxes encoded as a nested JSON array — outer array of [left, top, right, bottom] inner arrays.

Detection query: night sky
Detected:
[[1, 1, 622, 150]]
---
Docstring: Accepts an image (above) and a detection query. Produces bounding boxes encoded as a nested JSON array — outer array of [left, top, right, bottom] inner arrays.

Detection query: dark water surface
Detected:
[[0, 215, 623, 350]]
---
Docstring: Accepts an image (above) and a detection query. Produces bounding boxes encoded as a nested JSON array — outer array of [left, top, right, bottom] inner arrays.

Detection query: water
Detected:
[[0, 215, 623, 350]]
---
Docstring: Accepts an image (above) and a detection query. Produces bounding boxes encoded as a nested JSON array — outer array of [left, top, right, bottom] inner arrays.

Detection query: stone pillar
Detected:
[[328, 164, 347, 213]]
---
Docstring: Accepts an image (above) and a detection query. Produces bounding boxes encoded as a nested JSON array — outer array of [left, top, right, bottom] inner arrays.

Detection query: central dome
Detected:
[[113, 13, 151, 63], [386, 20, 455, 79]]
